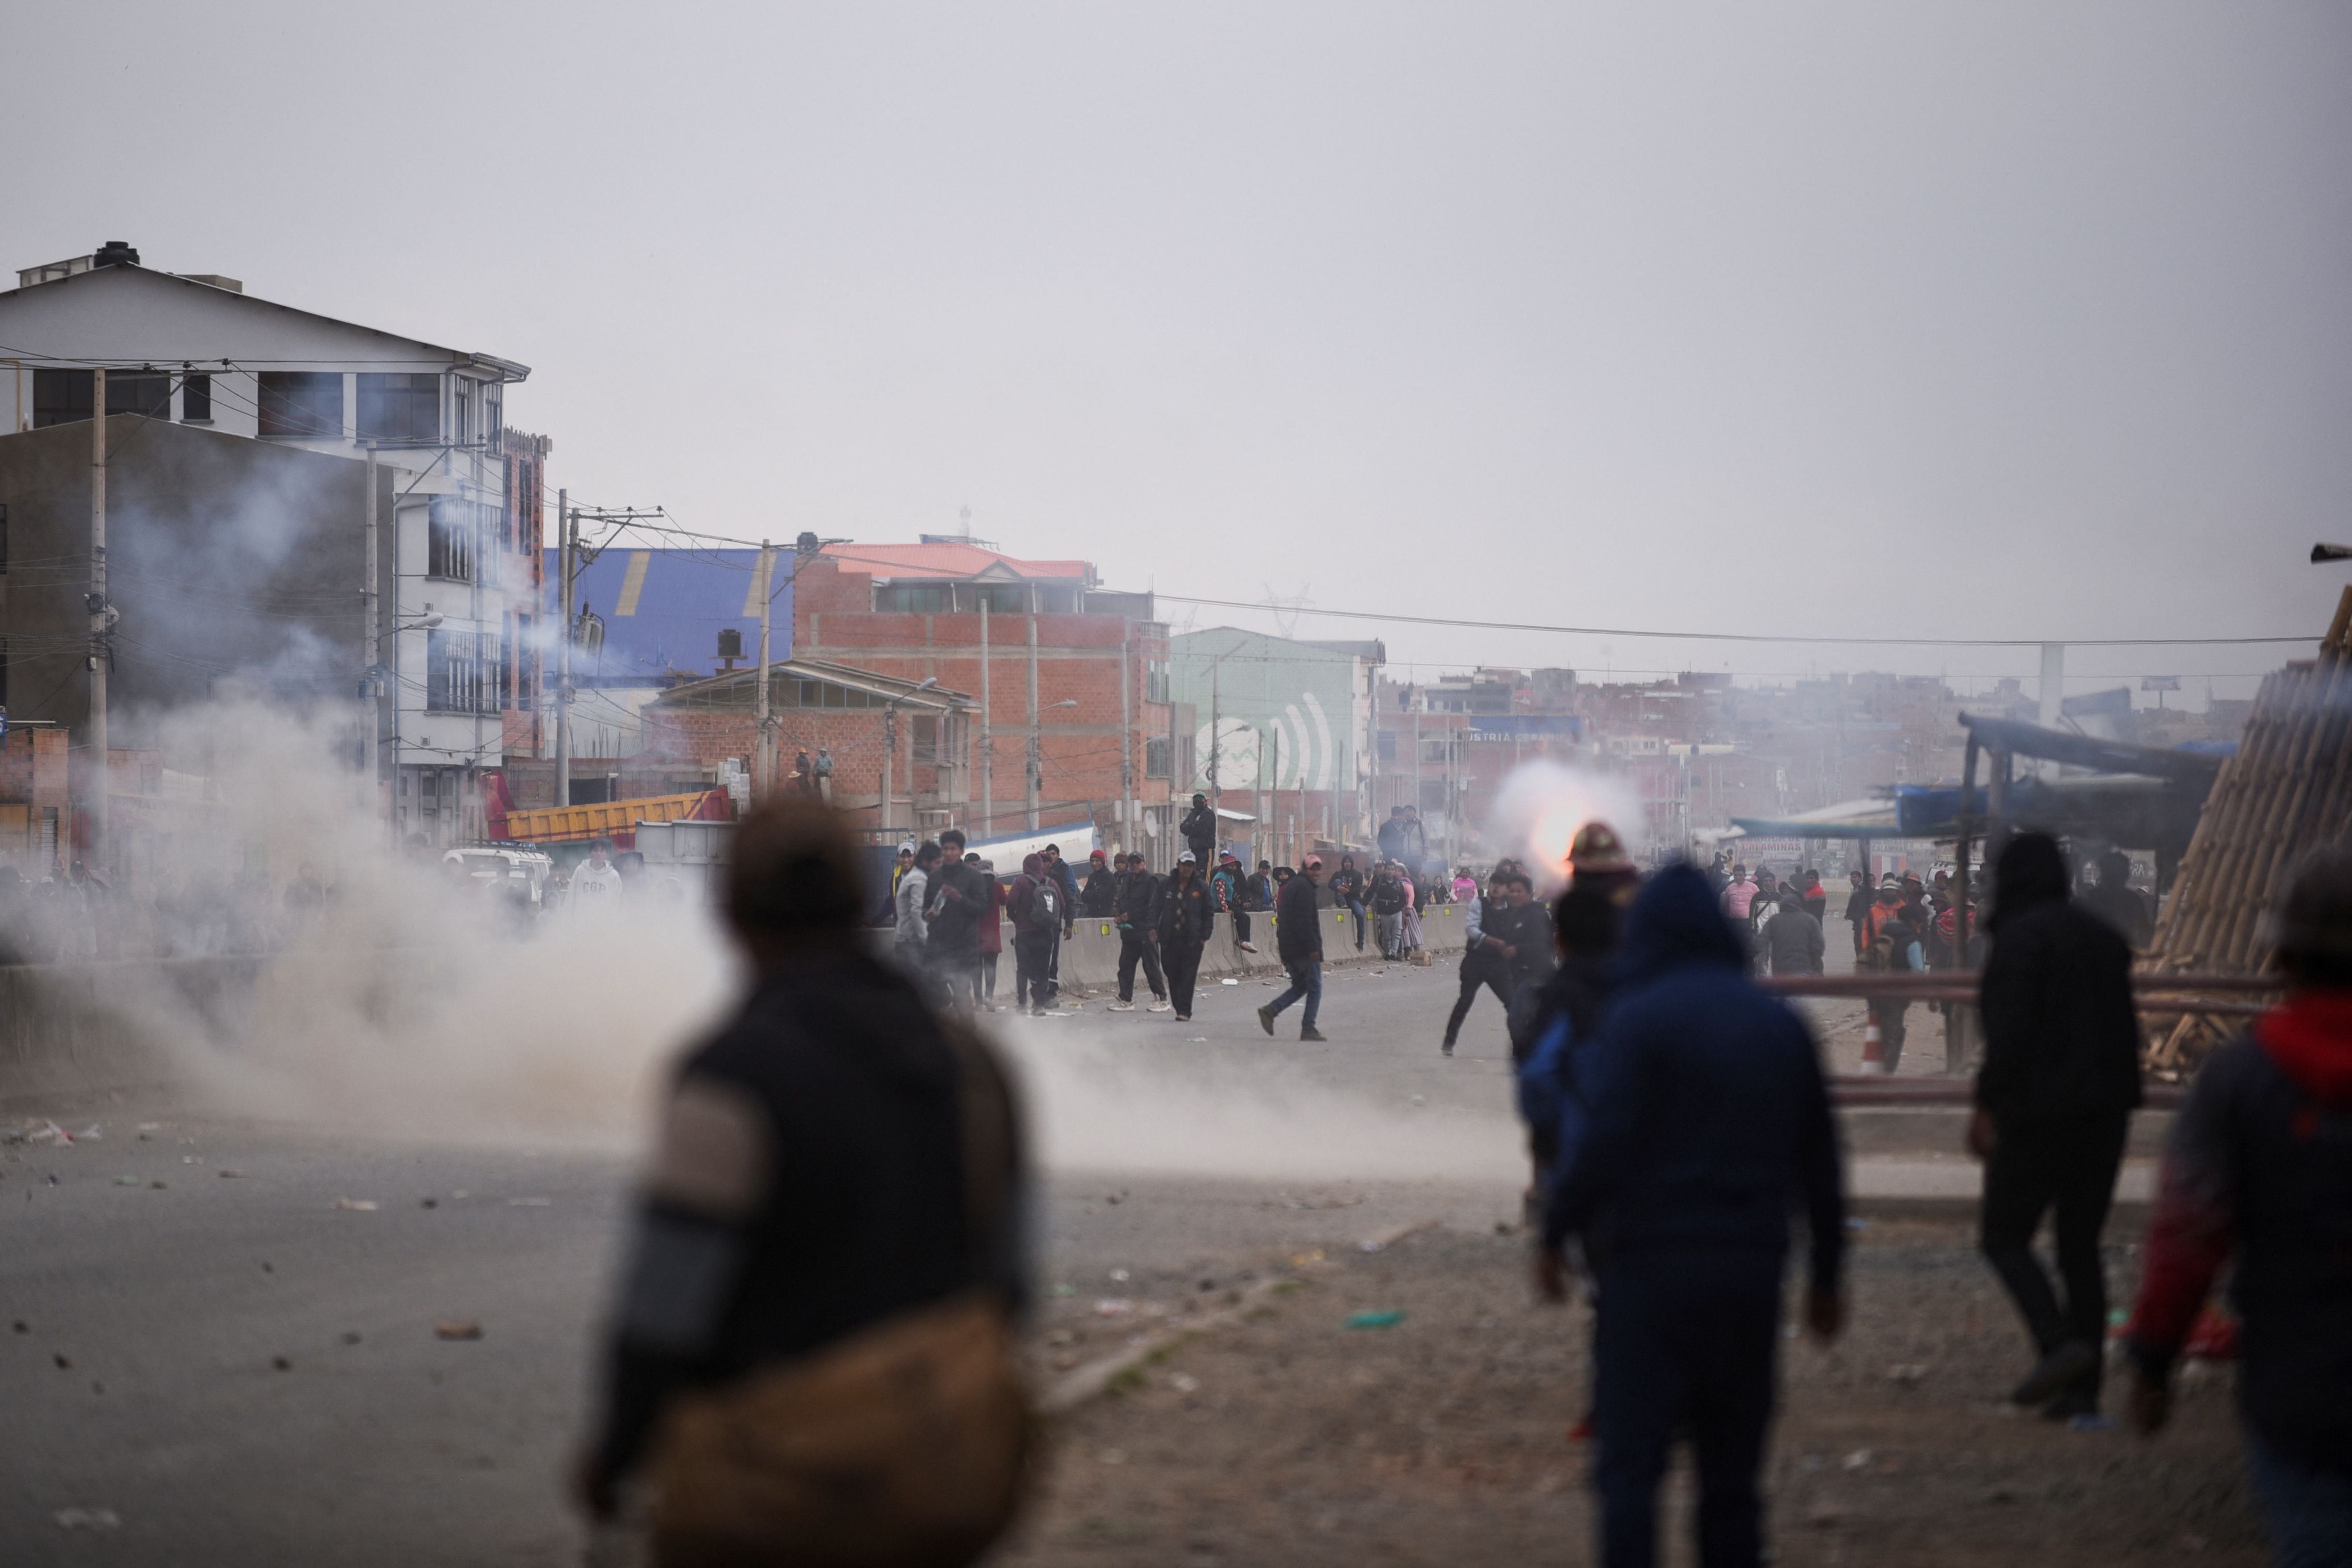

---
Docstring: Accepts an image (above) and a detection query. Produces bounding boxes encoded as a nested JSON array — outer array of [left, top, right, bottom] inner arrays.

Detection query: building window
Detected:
[[428, 497, 502, 587], [1145, 660, 1170, 704], [877, 583, 953, 614], [454, 380, 472, 445], [357, 373, 440, 444], [484, 382, 502, 455], [912, 715, 938, 765], [31, 369, 92, 427], [1145, 737, 1171, 778], [107, 372, 172, 418], [425, 629, 504, 713], [182, 374, 212, 422], [257, 372, 343, 439]]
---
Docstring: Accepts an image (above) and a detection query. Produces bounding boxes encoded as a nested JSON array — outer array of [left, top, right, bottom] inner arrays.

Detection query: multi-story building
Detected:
[[1166, 628, 1385, 863], [0, 242, 543, 850]]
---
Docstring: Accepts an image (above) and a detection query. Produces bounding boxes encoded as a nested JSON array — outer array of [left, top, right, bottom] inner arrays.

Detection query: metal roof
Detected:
[[819, 541, 1093, 583], [656, 657, 971, 712], [547, 546, 790, 682]]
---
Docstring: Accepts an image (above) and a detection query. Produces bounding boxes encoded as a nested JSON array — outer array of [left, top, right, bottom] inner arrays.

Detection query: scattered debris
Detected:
[[1168, 1372, 1200, 1394], [53, 1353, 72, 1369], [11, 1320, 26, 1334], [54, 1507, 120, 1531], [112, 1175, 141, 1187], [1345, 1310, 1406, 1330], [272, 1356, 292, 1372], [1359, 1218, 1437, 1253], [1093, 1299, 1134, 1318], [420, 1197, 438, 1209], [218, 1170, 245, 1179], [260, 1261, 274, 1274], [434, 1320, 484, 1341], [506, 1197, 552, 1208], [340, 1331, 363, 1347], [1104, 1192, 1124, 1205], [1051, 1283, 1076, 1298], [1804, 1497, 1849, 1529], [1886, 1363, 1930, 1385], [1109, 1268, 1132, 1283], [149, 1180, 166, 1190], [1220, 977, 1240, 985], [332, 1199, 379, 1212], [1098, 1448, 1127, 1465], [1841, 1449, 1873, 1471], [136, 1123, 161, 1133]]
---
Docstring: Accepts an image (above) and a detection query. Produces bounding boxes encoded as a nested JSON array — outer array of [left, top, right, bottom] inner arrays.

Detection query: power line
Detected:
[[1153, 592, 2317, 651]]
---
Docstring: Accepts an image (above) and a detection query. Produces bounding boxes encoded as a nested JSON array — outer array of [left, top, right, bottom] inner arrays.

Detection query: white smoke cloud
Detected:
[[1480, 758, 1648, 894]]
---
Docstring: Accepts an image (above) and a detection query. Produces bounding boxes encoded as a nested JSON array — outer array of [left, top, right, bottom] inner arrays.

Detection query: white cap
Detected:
[[898, 841, 917, 854], [1178, 850, 1198, 863]]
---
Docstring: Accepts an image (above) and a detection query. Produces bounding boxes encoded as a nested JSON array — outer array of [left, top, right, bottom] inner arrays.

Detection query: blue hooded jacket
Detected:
[[1544, 864, 1847, 1292]]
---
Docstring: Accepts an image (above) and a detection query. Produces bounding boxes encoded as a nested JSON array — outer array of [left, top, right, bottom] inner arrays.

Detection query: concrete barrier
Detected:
[[0, 955, 262, 1101], [1045, 900, 1469, 993]]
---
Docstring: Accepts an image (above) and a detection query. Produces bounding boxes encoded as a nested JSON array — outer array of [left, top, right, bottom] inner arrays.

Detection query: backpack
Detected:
[[1021, 875, 1062, 933]]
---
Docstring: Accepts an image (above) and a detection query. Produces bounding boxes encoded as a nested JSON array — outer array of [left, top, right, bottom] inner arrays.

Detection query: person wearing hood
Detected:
[[1540, 863, 1847, 1568], [1970, 832, 2143, 1422], [1079, 850, 1118, 918], [1329, 854, 1368, 952], [1157, 852, 1215, 1021], [1003, 854, 1065, 1017], [2125, 847, 2352, 1563], [1211, 851, 1259, 956], [575, 800, 1030, 1559], [1179, 793, 1217, 867]]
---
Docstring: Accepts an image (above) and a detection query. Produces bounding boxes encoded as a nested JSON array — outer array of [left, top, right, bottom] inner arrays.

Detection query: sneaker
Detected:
[[1300, 1026, 1328, 1042], [1256, 1003, 1276, 1036], [1239, 941, 1259, 953], [2010, 1341, 2099, 1408], [1029, 1005, 1047, 1017], [1146, 999, 1173, 1013], [1441, 1039, 1455, 1056], [1174, 1013, 1191, 1022], [1107, 1001, 1136, 1012]]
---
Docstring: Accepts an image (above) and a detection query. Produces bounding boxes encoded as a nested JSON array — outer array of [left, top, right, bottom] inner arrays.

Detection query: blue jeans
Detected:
[[1346, 898, 1367, 948], [1268, 958, 1321, 1029], [2247, 1431, 2352, 1568]]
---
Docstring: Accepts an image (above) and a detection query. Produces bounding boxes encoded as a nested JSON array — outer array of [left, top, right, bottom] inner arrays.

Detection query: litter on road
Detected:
[[54, 1508, 120, 1531], [434, 1320, 484, 1341], [1344, 1310, 1406, 1330], [331, 1199, 379, 1211]]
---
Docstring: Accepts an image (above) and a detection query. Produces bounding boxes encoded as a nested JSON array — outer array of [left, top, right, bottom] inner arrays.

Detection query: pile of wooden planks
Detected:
[[2143, 587, 2352, 1068]]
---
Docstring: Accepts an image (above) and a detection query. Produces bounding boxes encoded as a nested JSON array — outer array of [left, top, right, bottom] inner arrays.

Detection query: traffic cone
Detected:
[[1861, 1017, 1885, 1072]]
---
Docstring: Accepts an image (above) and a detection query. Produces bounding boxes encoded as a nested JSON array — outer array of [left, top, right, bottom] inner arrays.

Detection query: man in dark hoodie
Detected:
[[1079, 849, 1118, 918], [2125, 847, 2352, 1563], [1004, 854, 1064, 1017], [1179, 793, 1217, 867], [1157, 852, 1215, 1021], [1105, 853, 1170, 1013], [1541, 863, 1846, 1568], [1971, 831, 2142, 1421]]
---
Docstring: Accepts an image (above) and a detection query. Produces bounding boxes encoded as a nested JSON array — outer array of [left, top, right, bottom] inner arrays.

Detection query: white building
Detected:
[[0, 242, 542, 843]]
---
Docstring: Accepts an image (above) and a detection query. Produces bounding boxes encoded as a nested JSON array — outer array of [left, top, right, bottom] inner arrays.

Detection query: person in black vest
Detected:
[[1157, 852, 1215, 1022], [1079, 850, 1118, 918], [577, 800, 1030, 1556], [1004, 854, 1065, 1017], [1971, 831, 2142, 1421]]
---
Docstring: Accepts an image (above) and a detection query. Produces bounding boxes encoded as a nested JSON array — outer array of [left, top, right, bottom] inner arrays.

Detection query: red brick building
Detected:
[[783, 544, 1177, 852], [0, 723, 69, 874]]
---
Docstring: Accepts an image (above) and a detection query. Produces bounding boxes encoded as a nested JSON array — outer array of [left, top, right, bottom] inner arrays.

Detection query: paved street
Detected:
[[2, 953, 2063, 1564]]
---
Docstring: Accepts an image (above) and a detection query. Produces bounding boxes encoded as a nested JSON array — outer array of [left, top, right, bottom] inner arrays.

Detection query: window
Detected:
[[107, 372, 172, 418], [912, 715, 938, 765], [257, 372, 343, 439], [1145, 736, 1171, 779], [1378, 731, 1396, 761], [32, 369, 92, 427], [483, 382, 502, 455], [877, 583, 952, 614], [357, 373, 439, 443], [428, 498, 474, 582], [1145, 660, 1170, 704], [425, 629, 506, 713], [454, 380, 472, 445], [182, 373, 212, 422]]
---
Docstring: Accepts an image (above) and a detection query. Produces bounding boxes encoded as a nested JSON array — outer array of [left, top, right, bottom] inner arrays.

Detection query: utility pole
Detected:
[[1025, 614, 1040, 831], [881, 703, 895, 839], [1268, 725, 1280, 867], [363, 443, 380, 823], [554, 489, 572, 809], [86, 370, 107, 869], [754, 539, 775, 800], [1119, 625, 1134, 857], [979, 602, 992, 836], [1208, 666, 1221, 832], [550, 500, 661, 809]]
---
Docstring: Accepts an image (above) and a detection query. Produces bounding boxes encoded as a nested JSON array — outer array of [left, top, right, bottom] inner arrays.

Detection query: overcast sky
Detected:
[[10, 2, 2349, 700]]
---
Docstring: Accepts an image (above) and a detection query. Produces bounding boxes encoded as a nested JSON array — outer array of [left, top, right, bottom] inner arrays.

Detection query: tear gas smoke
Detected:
[[1482, 759, 1647, 892]]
